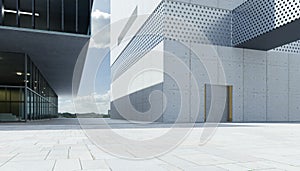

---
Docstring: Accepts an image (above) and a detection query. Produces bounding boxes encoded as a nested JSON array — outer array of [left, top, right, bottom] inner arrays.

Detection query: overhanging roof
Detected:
[[234, 19, 300, 51], [233, 0, 300, 50], [0, 26, 90, 96]]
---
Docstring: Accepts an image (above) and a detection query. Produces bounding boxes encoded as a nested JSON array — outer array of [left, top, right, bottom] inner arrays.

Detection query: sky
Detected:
[[58, 0, 111, 114]]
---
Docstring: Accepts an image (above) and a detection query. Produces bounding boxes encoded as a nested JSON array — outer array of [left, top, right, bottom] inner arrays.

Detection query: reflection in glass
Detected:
[[0, 52, 58, 121], [0, 0, 92, 35]]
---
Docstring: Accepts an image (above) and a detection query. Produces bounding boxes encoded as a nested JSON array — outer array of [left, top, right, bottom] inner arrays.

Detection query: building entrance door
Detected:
[[204, 84, 232, 122]]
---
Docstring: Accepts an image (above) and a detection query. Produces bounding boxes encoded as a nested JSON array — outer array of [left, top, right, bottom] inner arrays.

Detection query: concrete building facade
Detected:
[[110, 0, 300, 122]]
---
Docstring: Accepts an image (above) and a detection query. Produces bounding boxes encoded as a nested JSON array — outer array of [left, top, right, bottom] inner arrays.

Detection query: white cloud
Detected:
[[58, 97, 76, 113], [94, 90, 111, 114], [90, 9, 110, 48], [89, 32, 110, 49], [59, 9, 111, 113], [59, 91, 111, 114], [92, 9, 111, 20]]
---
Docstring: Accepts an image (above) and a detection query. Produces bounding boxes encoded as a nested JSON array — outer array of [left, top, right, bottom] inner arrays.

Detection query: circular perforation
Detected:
[[274, 40, 300, 54], [164, 0, 232, 46], [233, 0, 300, 45]]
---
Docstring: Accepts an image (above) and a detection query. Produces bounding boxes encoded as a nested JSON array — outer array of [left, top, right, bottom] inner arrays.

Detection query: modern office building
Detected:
[[0, 0, 93, 121], [110, 0, 300, 123]]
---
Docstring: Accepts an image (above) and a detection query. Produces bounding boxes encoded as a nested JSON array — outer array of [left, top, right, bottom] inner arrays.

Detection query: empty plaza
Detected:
[[0, 118, 299, 171]]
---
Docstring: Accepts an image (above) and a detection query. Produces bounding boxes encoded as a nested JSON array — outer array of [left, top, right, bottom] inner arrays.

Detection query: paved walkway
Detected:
[[0, 118, 300, 171]]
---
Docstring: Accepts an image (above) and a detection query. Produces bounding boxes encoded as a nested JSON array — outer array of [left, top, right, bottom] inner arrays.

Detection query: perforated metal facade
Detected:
[[112, 0, 300, 80], [164, 0, 232, 46], [233, 0, 300, 46], [274, 40, 300, 54], [111, 2, 164, 81], [112, 0, 233, 80]]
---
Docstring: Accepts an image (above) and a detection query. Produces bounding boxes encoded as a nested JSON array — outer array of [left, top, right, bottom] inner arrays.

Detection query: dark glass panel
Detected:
[[0, 0, 3, 25], [10, 88, 21, 102], [50, 0, 62, 31], [0, 52, 58, 121], [35, 0, 47, 30], [11, 102, 23, 117], [78, 0, 89, 34], [2, 0, 17, 26], [20, 0, 32, 28], [0, 52, 25, 86], [64, 0, 76, 33], [0, 102, 9, 113], [0, 88, 6, 101]]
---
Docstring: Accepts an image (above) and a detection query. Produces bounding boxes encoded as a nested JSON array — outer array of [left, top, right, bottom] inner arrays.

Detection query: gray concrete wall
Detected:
[[289, 54, 300, 121], [163, 40, 300, 122], [111, 39, 300, 123], [163, 40, 192, 123], [110, 83, 164, 122]]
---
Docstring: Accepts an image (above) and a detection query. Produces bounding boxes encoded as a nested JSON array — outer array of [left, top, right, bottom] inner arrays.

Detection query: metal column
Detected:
[[88, 0, 92, 35], [61, 0, 64, 31], [75, 0, 78, 33], [31, 0, 35, 28], [47, 0, 50, 30], [24, 54, 28, 122], [0, 0, 3, 25], [16, 0, 20, 27]]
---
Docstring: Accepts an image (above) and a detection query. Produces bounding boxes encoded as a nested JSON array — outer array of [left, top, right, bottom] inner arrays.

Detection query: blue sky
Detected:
[[95, 0, 110, 13], [58, 0, 111, 114]]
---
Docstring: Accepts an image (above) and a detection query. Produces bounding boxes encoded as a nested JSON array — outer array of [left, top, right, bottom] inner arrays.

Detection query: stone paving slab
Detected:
[[0, 118, 299, 171]]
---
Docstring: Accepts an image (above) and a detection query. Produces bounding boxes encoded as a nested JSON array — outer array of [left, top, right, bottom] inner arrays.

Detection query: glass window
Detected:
[[2, 0, 17, 27], [50, 0, 62, 31], [0, 52, 25, 86], [64, 0, 76, 33], [10, 88, 23, 102], [78, 0, 90, 34], [0, 102, 9, 113], [0, 52, 58, 121], [0, 0, 3, 25], [20, 0, 32, 28], [11, 102, 22, 117], [0, 88, 6, 101], [35, 0, 47, 30]]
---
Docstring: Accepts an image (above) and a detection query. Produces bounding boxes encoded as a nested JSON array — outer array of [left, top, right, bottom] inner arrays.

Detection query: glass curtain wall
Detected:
[[0, 52, 25, 121], [26, 56, 58, 120], [0, 87, 25, 121], [0, 52, 58, 121], [0, 0, 92, 35]]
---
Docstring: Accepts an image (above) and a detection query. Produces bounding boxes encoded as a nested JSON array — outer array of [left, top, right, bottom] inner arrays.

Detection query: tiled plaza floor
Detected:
[[0, 118, 299, 171]]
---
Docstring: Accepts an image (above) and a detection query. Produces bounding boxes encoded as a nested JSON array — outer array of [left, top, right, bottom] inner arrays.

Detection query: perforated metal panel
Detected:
[[274, 40, 300, 54], [111, 2, 165, 81], [112, 0, 233, 81], [233, 0, 300, 46], [164, 0, 232, 46]]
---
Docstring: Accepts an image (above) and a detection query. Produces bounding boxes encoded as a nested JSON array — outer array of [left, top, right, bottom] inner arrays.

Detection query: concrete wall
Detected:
[[162, 40, 300, 122], [163, 40, 243, 122], [110, 42, 164, 121], [111, 38, 300, 123], [163, 40, 192, 123], [110, 83, 163, 122], [289, 54, 300, 121]]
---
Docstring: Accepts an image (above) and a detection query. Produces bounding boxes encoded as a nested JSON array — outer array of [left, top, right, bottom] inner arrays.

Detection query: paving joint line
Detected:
[[0, 153, 20, 168]]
